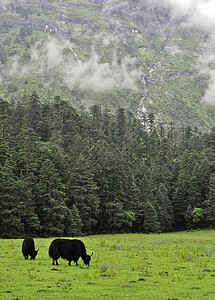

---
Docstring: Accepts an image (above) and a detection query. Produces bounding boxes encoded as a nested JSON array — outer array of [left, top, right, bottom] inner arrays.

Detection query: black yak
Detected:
[[22, 237, 38, 260], [49, 238, 93, 266]]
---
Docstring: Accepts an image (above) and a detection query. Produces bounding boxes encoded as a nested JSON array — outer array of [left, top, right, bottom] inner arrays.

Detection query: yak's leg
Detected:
[[52, 259, 59, 265], [73, 250, 79, 266]]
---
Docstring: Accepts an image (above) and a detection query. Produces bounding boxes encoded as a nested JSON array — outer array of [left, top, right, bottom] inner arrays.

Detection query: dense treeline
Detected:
[[0, 92, 215, 238]]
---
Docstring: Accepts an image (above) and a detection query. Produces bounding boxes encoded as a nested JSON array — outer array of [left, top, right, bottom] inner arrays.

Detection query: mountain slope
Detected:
[[0, 0, 215, 131]]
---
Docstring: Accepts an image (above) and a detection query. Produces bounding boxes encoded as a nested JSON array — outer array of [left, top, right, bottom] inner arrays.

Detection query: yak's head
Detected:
[[32, 249, 39, 260], [84, 253, 93, 266]]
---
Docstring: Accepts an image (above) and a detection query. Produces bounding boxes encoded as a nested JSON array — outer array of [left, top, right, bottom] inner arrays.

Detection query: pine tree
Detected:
[[184, 204, 194, 229], [0, 171, 25, 237], [172, 150, 195, 230], [90, 104, 102, 141], [35, 159, 70, 237], [155, 183, 174, 232], [0, 148, 29, 237], [24, 91, 42, 135], [172, 182, 188, 230], [70, 204, 83, 237], [68, 154, 99, 232], [143, 201, 160, 233], [116, 107, 126, 139], [0, 98, 12, 140], [204, 174, 215, 227]]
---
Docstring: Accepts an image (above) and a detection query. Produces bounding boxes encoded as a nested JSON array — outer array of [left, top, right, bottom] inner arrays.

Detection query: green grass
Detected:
[[1, 231, 215, 299]]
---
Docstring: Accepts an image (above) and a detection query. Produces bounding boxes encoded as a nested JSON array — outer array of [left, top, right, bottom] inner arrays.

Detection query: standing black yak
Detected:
[[22, 237, 38, 260], [49, 238, 93, 266]]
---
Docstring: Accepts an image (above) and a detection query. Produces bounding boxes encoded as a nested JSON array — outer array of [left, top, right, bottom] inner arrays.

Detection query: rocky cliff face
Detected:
[[0, 0, 214, 131]]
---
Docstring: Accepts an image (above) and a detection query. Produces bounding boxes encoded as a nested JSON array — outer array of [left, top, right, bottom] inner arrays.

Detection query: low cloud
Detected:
[[198, 51, 215, 104], [103, 0, 215, 104], [0, 55, 20, 82], [201, 77, 215, 105], [2, 36, 141, 92], [64, 51, 140, 91], [152, 0, 215, 31], [152, 0, 215, 105], [31, 36, 141, 91], [165, 45, 183, 56], [102, 0, 129, 14]]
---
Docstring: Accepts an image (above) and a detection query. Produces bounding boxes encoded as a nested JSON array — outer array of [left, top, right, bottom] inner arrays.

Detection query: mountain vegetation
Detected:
[[0, 0, 215, 130], [1, 1, 215, 238], [0, 93, 215, 238]]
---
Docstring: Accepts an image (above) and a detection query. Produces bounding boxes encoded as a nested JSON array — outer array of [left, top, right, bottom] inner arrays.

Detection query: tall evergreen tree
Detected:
[[204, 174, 215, 227], [155, 183, 174, 232], [24, 91, 42, 135], [90, 104, 102, 141], [69, 204, 83, 237], [0, 98, 12, 140], [0, 161, 25, 237], [172, 150, 196, 229], [143, 201, 160, 233], [68, 154, 99, 232], [0, 143, 39, 237], [35, 159, 71, 237], [184, 204, 194, 229]]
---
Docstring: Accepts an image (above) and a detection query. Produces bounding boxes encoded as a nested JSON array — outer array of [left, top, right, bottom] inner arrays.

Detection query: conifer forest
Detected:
[[0, 92, 215, 238]]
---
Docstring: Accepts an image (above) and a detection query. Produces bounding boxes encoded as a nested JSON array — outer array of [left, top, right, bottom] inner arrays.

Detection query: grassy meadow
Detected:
[[1, 231, 215, 299]]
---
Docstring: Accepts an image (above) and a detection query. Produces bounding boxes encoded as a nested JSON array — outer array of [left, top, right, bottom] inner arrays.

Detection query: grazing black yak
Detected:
[[22, 237, 38, 260], [49, 238, 93, 266]]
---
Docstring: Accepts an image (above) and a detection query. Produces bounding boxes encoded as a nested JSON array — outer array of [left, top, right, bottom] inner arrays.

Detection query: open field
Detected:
[[1, 231, 215, 299]]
